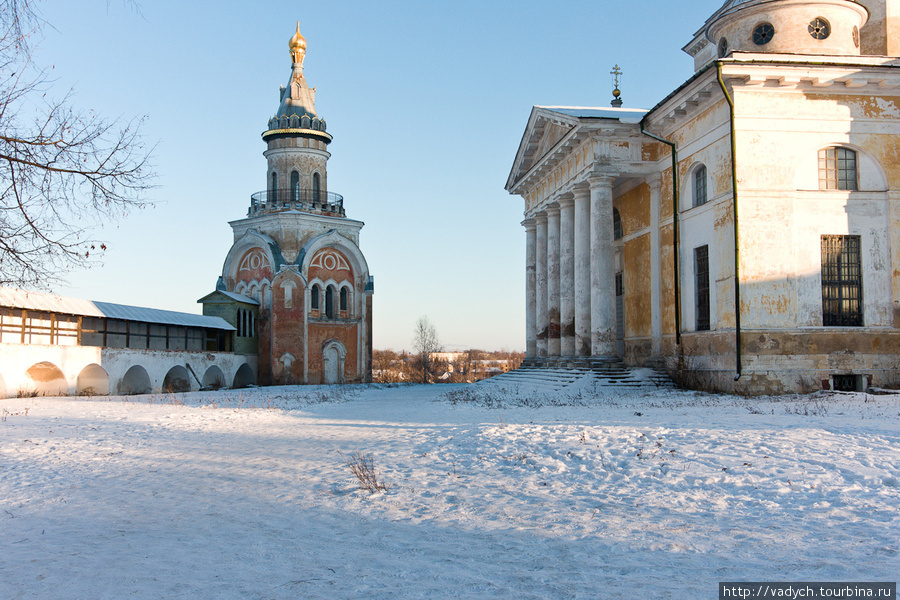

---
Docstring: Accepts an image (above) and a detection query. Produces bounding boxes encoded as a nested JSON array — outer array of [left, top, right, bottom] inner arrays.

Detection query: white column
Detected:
[[589, 175, 617, 357], [546, 204, 561, 357], [559, 195, 575, 357], [535, 212, 548, 358], [649, 179, 661, 357], [573, 187, 591, 356], [523, 219, 537, 358]]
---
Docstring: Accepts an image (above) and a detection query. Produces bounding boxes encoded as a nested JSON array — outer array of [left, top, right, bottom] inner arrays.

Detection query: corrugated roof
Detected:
[[0, 287, 236, 331]]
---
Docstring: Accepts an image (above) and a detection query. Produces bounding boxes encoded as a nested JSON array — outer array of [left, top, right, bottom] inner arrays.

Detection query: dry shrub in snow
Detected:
[[341, 451, 390, 493]]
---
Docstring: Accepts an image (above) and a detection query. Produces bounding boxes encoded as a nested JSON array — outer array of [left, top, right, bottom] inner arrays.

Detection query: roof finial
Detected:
[[289, 21, 307, 66], [610, 64, 623, 107]]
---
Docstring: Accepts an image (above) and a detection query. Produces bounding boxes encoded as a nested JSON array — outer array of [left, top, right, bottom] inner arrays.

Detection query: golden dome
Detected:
[[289, 22, 307, 64]]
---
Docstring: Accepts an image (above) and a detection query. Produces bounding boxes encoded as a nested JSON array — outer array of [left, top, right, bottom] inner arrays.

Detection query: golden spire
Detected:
[[289, 22, 307, 66]]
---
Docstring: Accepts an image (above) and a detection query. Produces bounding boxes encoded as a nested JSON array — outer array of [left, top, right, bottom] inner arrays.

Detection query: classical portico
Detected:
[[507, 107, 652, 365], [507, 0, 900, 395]]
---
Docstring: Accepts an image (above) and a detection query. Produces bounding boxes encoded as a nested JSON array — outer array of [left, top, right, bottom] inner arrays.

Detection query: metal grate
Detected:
[[821, 235, 862, 326], [695, 245, 710, 331], [832, 374, 858, 392]]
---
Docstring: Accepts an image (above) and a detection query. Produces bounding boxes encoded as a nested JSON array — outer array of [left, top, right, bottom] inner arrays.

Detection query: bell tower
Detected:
[[257, 22, 338, 217], [208, 23, 374, 386]]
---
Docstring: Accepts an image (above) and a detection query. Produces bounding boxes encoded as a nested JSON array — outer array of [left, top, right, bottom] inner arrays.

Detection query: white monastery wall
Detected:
[[0, 344, 256, 398]]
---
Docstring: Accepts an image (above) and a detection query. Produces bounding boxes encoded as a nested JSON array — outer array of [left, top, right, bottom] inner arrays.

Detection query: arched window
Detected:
[[613, 208, 623, 240], [236, 309, 243, 337], [693, 164, 708, 207], [818, 147, 858, 190], [325, 286, 334, 319], [281, 281, 294, 309], [249, 311, 254, 337], [340, 287, 348, 313], [270, 172, 278, 203], [313, 172, 321, 201], [290, 170, 300, 202], [311, 285, 320, 311]]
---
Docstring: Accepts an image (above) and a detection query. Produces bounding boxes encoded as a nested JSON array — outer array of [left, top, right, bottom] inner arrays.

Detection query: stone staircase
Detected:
[[475, 358, 676, 395]]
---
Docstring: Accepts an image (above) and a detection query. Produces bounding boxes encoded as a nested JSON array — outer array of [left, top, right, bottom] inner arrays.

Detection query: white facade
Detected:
[[507, 0, 900, 394]]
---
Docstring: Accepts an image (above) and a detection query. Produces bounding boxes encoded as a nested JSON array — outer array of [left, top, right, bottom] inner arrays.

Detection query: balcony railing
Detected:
[[249, 188, 345, 217]]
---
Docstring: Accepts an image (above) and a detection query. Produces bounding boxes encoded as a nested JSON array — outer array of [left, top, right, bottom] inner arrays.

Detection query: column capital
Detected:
[[534, 211, 548, 223], [557, 192, 575, 209], [572, 184, 590, 201], [587, 172, 617, 189], [545, 202, 560, 216], [646, 176, 662, 193], [522, 218, 537, 231]]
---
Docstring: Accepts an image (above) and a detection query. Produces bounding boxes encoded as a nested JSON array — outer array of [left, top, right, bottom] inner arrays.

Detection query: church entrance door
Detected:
[[323, 340, 345, 384]]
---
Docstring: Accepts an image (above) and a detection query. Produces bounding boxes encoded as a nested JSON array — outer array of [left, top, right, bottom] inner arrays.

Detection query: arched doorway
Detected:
[[76, 364, 110, 396], [25, 361, 67, 396], [232, 363, 255, 389], [201, 366, 226, 390], [118, 365, 152, 395], [162, 366, 192, 393], [322, 340, 346, 384]]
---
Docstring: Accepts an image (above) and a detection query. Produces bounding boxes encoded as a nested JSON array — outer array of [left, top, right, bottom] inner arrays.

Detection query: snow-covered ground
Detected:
[[1, 383, 898, 599]]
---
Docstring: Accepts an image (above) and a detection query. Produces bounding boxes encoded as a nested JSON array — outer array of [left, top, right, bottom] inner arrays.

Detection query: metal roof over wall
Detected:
[[0, 288, 236, 331]]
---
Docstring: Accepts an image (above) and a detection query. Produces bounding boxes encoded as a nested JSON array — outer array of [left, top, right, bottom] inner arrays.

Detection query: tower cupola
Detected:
[[252, 23, 343, 219]]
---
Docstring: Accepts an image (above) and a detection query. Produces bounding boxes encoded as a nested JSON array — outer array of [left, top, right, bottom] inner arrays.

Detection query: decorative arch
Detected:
[[613, 207, 623, 240], [322, 339, 347, 384], [76, 364, 109, 396], [325, 285, 335, 319], [310, 284, 321, 311], [280, 279, 297, 309], [221, 230, 281, 291], [232, 363, 255, 389], [681, 162, 709, 210], [162, 366, 192, 393], [118, 365, 152, 395], [340, 285, 350, 315], [201, 366, 226, 390], [298, 230, 370, 283], [25, 361, 67, 396], [793, 143, 888, 191]]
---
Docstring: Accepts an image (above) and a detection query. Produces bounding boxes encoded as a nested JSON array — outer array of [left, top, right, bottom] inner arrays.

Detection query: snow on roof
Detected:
[[198, 290, 260, 306], [0, 287, 235, 331], [538, 106, 648, 123]]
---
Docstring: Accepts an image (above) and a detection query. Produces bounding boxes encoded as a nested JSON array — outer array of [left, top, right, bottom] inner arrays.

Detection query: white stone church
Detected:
[[507, 0, 900, 394]]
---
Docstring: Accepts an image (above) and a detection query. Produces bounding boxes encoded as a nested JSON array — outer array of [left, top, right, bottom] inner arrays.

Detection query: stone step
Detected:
[[478, 363, 677, 393]]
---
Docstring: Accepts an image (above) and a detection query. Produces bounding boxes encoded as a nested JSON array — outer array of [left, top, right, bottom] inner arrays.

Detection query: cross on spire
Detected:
[[610, 64, 623, 107]]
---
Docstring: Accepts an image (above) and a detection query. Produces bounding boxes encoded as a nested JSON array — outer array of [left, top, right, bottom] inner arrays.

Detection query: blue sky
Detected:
[[36, 0, 722, 351]]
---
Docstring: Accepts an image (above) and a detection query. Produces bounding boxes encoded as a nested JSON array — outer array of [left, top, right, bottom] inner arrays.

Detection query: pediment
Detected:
[[506, 107, 580, 193]]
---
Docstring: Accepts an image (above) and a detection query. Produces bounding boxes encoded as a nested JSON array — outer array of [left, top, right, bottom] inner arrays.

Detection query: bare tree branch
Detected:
[[412, 316, 442, 384], [0, 0, 155, 288]]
